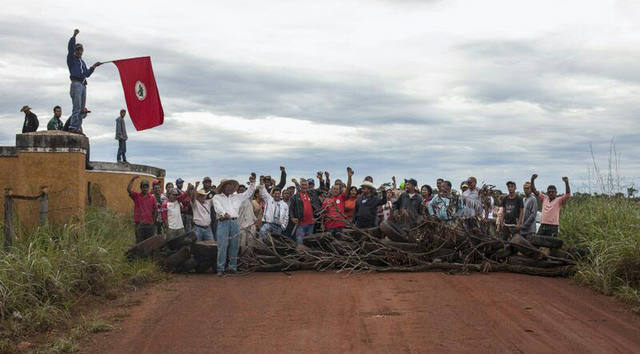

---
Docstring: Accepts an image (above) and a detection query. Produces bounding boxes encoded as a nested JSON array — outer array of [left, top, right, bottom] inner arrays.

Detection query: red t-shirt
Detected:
[[300, 192, 314, 225], [129, 191, 156, 224], [323, 193, 346, 229]]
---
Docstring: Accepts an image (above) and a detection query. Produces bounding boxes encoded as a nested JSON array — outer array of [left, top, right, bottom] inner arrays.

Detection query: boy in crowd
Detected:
[[500, 181, 524, 239], [162, 188, 184, 240]]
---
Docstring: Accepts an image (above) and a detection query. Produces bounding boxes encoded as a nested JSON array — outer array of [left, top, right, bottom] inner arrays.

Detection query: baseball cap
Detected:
[[307, 178, 315, 184], [176, 178, 184, 184], [203, 176, 212, 182]]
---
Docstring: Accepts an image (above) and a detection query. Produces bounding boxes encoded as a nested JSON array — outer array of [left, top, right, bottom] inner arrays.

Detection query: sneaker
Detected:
[[216, 271, 224, 277]]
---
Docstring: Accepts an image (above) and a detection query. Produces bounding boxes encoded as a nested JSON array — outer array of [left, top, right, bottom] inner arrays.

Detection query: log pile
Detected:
[[126, 218, 578, 277], [239, 217, 577, 277]]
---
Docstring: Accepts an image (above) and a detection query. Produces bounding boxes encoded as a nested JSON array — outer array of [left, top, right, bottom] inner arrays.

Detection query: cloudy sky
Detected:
[[1, 0, 639, 192]]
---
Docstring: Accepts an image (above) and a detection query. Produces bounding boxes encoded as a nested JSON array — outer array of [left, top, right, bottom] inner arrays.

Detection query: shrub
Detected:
[[0, 207, 161, 339], [559, 195, 640, 309]]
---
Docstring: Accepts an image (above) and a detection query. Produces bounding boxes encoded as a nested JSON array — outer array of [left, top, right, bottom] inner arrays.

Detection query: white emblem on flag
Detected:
[[135, 81, 147, 101]]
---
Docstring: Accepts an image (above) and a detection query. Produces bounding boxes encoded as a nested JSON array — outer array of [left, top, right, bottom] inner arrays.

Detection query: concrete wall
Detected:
[[0, 131, 165, 232]]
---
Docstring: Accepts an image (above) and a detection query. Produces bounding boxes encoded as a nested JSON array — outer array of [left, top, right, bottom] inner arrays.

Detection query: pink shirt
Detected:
[[539, 192, 570, 225]]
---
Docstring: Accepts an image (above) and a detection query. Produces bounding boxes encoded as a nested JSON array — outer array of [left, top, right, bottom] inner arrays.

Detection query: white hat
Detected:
[[361, 181, 376, 189]]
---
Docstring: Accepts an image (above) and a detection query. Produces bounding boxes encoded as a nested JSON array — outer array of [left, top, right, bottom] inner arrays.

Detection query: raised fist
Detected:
[[531, 174, 538, 180]]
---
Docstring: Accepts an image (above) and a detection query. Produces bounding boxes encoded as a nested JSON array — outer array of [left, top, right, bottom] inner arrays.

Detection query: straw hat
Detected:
[[216, 179, 239, 193], [196, 188, 208, 196], [360, 181, 376, 190]]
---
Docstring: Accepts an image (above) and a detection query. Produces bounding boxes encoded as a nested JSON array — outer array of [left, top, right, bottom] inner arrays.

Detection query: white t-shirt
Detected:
[[165, 201, 184, 230]]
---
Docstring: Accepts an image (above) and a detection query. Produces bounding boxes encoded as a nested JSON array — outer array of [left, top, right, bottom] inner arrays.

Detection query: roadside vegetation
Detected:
[[0, 207, 162, 352], [560, 194, 640, 311]]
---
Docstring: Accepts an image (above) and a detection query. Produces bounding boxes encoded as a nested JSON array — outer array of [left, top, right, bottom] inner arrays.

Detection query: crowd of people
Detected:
[[127, 167, 572, 276]]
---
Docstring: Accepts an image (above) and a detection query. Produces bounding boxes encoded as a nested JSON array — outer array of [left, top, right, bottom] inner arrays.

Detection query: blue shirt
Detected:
[[67, 37, 94, 82], [428, 195, 463, 221]]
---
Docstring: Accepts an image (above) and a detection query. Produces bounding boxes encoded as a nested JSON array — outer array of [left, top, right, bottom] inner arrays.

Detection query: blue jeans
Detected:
[[295, 224, 314, 244], [194, 224, 213, 241], [216, 219, 240, 272], [259, 223, 284, 239], [69, 82, 86, 131], [117, 139, 127, 162]]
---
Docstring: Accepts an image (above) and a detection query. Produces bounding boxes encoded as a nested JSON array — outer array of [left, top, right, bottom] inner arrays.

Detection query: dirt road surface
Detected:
[[85, 272, 640, 353]]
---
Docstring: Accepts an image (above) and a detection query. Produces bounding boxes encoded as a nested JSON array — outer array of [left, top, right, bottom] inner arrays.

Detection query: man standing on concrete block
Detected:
[[47, 106, 64, 131], [20, 105, 39, 133], [115, 109, 128, 163], [67, 28, 102, 134]]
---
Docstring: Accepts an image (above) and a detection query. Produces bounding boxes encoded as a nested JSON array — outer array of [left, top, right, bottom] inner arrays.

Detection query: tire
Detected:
[[380, 221, 410, 243], [191, 240, 218, 259], [166, 230, 196, 250], [528, 234, 563, 249], [509, 234, 537, 257], [508, 255, 564, 268], [492, 247, 513, 260]]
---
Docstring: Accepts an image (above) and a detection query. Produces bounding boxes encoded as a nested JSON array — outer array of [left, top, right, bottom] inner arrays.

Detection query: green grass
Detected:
[[559, 195, 640, 311], [0, 207, 162, 351]]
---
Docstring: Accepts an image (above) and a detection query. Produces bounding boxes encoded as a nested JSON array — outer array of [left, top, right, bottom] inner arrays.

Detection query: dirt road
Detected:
[[86, 272, 640, 353]]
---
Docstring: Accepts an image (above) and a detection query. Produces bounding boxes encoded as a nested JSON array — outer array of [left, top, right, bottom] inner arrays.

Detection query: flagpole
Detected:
[[101, 56, 151, 64]]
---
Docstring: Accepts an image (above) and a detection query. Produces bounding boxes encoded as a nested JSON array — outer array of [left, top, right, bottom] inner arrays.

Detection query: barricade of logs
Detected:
[[126, 217, 578, 277]]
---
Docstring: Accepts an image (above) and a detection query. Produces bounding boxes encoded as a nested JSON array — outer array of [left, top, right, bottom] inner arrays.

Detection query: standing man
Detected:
[[428, 180, 463, 221], [531, 174, 571, 237], [353, 178, 387, 229], [67, 29, 101, 133], [520, 182, 538, 238], [213, 174, 256, 276], [395, 178, 423, 224], [500, 181, 524, 239], [20, 105, 38, 133], [47, 106, 64, 131], [127, 176, 157, 243], [289, 179, 317, 246], [188, 182, 215, 241], [461, 177, 484, 217], [175, 178, 193, 231], [115, 109, 128, 163], [258, 180, 289, 240]]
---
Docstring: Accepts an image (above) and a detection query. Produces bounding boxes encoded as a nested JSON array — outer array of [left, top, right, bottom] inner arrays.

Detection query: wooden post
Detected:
[[39, 186, 48, 226], [4, 188, 14, 250]]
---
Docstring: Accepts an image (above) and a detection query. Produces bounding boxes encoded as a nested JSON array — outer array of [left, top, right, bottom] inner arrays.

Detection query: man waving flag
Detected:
[[112, 57, 164, 131]]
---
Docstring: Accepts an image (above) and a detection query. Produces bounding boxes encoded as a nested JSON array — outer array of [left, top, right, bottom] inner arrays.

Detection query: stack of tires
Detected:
[[126, 230, 218, 273]]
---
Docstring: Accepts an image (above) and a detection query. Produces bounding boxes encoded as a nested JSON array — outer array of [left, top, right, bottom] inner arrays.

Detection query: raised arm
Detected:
[[68, 29, 79, 56], [324, 171, 331, 189], [127, 176, 139, 195], [316, 171, 324, 190], [344, 167, 353, 196], [237, 174, 257, 201], [258, 177, 273, 202], [563, 176, 570, 195], [530, 174, 539, 196], [276, 166, 287, 190]]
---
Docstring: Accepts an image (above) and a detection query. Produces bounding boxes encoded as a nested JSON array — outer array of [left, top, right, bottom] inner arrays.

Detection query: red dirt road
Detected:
[[86, 272, 640, 353]]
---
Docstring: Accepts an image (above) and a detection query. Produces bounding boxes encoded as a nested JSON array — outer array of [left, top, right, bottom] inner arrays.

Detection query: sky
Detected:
[[1, 0, 639, 193]]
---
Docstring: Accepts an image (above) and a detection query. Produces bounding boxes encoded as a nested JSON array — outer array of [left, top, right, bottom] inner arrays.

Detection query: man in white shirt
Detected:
[[213, 174, 256, 276], [258, 178, 289, 240], [188, 182, 214, 241], [161, 188, 184, 240]]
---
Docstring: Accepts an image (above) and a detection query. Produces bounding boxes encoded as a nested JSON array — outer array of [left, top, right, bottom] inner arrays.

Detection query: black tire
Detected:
[[528, 234, 563, 249], [492, 247, 514, 260], [380, 221, 410, 243], [166, 230, 196, 250], [508, 255, 564, 268], [191, 240, 218, 259], [509, 234, 537, 257]]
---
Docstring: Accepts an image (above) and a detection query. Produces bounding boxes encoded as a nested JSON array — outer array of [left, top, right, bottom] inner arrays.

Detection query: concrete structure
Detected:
[[0, 131, 165, 231]]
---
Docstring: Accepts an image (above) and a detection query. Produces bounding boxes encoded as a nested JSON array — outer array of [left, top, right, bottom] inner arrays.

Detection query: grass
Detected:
[[559, 195, 640, 311], [0, 207, 162, 352]]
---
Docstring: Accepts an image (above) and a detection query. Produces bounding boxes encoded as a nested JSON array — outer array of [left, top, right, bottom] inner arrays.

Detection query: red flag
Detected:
[[113, 56, 164, 131]]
